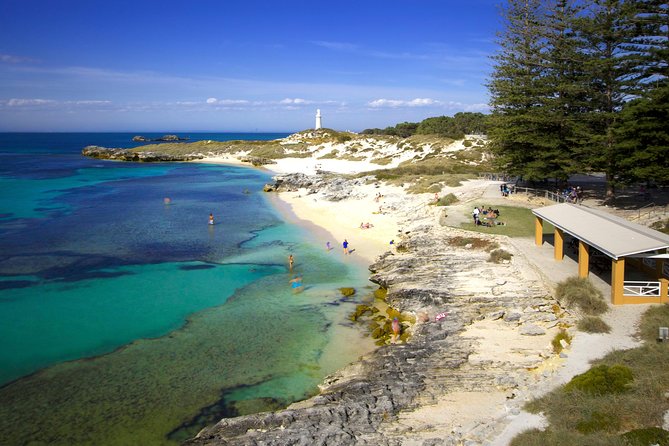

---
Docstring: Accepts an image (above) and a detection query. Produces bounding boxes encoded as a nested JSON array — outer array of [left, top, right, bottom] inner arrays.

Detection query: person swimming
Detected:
[[289, 275, 303, 293]]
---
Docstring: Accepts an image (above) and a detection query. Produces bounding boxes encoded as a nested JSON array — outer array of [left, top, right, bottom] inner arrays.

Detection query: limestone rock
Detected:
[[520, 324, 546, 336]]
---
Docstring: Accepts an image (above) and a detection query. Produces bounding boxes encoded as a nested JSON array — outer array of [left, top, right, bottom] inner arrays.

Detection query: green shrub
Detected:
[[638, 304, 669, 342], [621, 427, 669, 446], [556, 277, 608, 315], [510, 428, 626, 446], [650, 219, 669, 235], [435, 193, 458, 206], [551, 329, 572, 354], [488, 249, 513, 263], [576, 411, 620, 434], [448, 236, 498, 251], [577, 316, 611, 333], [564, 364, 633, 395], [336, 134, 352, 143], [463, 139, 473, 147]]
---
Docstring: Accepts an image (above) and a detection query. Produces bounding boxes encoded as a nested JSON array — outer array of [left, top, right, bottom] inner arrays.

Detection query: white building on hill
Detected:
[[315, 109, 322, 130]]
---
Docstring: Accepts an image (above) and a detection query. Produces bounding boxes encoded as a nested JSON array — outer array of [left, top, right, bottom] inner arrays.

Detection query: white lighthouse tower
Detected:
[[315, 109, 322, 130]]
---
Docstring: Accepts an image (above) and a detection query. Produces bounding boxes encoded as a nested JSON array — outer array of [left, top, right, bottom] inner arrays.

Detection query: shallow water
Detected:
[[0, 133, 376, 445]]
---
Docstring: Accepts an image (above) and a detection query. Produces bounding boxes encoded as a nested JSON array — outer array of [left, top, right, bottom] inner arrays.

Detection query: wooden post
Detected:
[[611, 258, 625, 305], [578, 241, 590, 278], [554, 228, 564, 261], [535, 217, 543, 246]]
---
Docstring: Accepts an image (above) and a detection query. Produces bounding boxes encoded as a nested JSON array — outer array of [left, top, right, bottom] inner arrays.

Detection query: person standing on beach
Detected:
[[343, 239, 349, 255], [288, 254, 294, 271]]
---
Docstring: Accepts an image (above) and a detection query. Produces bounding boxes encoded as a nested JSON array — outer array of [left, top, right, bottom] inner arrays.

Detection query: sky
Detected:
[[0, 0, 502, 132]]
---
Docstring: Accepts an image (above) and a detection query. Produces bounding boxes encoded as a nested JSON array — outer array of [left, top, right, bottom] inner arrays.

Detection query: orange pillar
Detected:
[[535, 217, 543, 246], [554, 228, 564, 261], [611, 258, 625, 305], [660, 278, 669, 304], [578, 241, 590, 278]]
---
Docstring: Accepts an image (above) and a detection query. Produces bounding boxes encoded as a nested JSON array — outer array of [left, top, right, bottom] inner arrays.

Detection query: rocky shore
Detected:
[[185, 173, 569, 445], [82, 146, 204, 162]]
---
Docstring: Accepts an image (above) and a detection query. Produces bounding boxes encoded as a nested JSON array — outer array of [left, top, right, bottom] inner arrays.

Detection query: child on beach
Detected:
[[343, 239, 349, 255]]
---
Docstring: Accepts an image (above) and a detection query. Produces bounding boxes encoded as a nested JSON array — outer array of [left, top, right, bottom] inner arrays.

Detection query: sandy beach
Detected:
[[197, 154, 650, 445]]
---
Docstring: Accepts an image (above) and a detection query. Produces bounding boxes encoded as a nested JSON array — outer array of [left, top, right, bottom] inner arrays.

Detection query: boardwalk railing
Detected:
[[623, 281, 661, 297], [477, 174, 575, 204]]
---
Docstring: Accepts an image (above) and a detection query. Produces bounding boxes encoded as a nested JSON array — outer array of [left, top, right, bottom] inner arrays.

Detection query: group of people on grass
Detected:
[[472, 206, 502, 227]]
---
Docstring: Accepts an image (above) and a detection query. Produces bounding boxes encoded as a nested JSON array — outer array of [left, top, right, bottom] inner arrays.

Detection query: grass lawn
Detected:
[[456, 205, 555, 238]]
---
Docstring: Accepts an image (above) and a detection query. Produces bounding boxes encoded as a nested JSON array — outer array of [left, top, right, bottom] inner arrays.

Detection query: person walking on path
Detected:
[[343, 239, 349, 255], [472, 207, 480, 225]]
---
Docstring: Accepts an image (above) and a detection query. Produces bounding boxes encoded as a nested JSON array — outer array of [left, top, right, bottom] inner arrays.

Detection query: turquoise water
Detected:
[[0, 133, 376, 445]]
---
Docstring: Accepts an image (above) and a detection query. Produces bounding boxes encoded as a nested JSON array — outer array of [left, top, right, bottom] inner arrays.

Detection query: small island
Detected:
[[132, 134, 189, 142]]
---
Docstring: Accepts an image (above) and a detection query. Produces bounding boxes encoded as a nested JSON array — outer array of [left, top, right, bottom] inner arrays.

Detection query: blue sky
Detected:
[[0, 0, 501, 132]]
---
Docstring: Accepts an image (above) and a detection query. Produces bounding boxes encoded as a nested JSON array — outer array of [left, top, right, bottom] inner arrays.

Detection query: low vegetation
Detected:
[[434, 193, 459, 206], [651, 218, 669, 235], [556, 277, 608, 316], [577, 316, 611, 333], [488, 249, 513, 263], [512, 305, 669, 446], [448, 236, 499, 251], [551, 329, 572, 354]]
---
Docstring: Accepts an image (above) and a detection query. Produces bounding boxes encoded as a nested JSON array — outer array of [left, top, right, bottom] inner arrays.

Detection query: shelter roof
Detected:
[[532, 203, 669, 259]]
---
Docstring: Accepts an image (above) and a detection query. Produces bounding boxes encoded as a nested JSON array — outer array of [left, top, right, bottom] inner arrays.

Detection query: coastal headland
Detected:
[[82, 130, 653, 445]]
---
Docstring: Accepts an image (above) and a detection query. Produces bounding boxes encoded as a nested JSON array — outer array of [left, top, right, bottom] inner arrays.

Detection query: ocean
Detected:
[[0, 133, 376, 445]]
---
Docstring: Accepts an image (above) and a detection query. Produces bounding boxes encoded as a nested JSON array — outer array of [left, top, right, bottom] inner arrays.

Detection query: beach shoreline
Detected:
[[191, 154, 649, 446]]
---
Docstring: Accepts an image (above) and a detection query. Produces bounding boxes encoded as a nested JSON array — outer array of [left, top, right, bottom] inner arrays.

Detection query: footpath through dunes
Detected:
[[185, 177, 577, 445]]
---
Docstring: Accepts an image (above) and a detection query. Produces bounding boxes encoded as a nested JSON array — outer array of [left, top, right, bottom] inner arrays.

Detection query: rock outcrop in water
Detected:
[[186, 173, 567, 445], [132, 134, 189, 142], [82, 146, 203, 162]]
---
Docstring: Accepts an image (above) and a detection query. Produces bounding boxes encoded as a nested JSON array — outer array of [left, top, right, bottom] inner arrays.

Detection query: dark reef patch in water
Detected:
[[166, 381, 286, 443], [179, 264, 216, 271]]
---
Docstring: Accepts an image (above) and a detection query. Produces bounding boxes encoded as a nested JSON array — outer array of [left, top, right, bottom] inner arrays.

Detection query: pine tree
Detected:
[[488, 0, 550, 181], [614, 79, 669, 185]]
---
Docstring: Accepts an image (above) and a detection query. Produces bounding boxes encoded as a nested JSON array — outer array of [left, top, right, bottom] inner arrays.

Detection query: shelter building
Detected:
[[533, 203, 669, 305]]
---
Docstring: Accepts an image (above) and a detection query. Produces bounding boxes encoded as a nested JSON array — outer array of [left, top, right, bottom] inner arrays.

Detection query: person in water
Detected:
[[208, 213, 214, 225], [288, 254, 294, 271], [289, 275, 303, 293]]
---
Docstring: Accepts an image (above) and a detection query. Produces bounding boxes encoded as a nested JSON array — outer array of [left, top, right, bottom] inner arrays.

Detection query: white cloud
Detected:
[[206, 98, 250, 105], [367, 98, 440, 108], [0, 53, 32, 64], [312, 41, 358, 52], [279, 98, 311, 105], [6, 98, 56, 107]]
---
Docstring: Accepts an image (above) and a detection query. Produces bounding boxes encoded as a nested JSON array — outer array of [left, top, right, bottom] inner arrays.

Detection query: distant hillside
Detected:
[[128, 128, 491, 170]]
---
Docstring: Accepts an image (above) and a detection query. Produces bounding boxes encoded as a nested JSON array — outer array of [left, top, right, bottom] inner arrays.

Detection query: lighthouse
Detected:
[[315, 109, 322, 130]]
